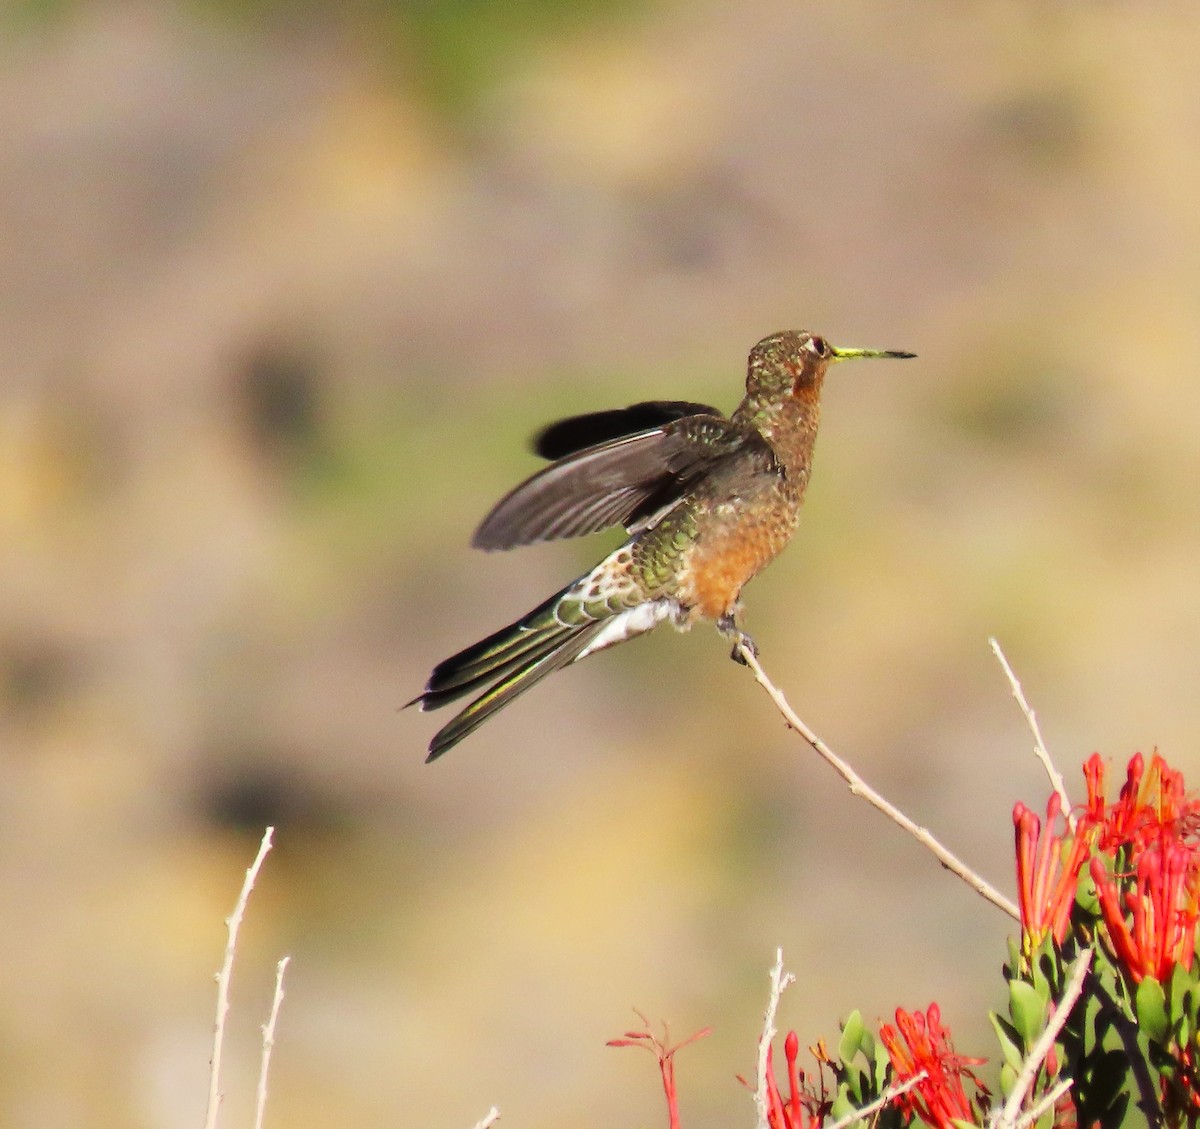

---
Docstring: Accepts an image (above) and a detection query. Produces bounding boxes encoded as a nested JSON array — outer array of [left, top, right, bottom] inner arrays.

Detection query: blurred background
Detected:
[[4, 0, 1200, 1125]]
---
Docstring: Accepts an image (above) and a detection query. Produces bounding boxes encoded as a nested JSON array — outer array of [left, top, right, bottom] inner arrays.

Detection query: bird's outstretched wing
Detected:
[[533, 401, 723, 460], [472, 403, 767, 551]]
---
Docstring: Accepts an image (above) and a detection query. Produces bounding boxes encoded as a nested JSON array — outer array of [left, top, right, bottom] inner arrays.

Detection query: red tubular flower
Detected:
[[1100, 752, 1146, 849], [608, 1014, 711, 1129], [1013, 791, 1096, 952], [879, 1005, 986, 1129], [762, 1033, 799, 1129], [1091, 838, 1200, 983], [743, 1031, 829, 1129], [1099, 753, 1200, 854], [1083, 752, 1200, 984], [1082, 753, 1108, 828]]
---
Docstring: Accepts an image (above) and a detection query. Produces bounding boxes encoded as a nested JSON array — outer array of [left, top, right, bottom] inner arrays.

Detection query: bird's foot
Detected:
[[729, 632, 758, 665], [717, 614, 758, 666]]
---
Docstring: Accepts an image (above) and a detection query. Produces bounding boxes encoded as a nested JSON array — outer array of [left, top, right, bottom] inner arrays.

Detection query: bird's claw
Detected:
[[717, 615, 757, 665], [729, 632, 758, 665]]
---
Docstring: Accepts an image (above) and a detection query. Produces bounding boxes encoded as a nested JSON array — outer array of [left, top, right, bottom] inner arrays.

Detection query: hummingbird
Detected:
[[412, 330, 915, 760]]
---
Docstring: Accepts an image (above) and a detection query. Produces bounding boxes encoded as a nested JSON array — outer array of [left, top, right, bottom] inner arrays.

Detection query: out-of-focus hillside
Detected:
[[4, 2, 1200, 1125]]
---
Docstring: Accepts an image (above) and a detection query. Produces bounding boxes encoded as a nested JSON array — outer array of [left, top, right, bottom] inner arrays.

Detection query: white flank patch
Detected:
[[575, 601, 680, 661]]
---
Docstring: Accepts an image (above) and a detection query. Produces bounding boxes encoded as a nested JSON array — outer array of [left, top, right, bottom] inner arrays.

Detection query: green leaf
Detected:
[[1010, 979, 1047, 1049], [839, 1010, 866, 1065], [842, 1061, 865, 1103], [1006, 935, 1022, 975], [989, 1011, 1026, 1074], [1075, 859, 1099, 915], [1135, 976, 1169, 1043], [1032, 941, 1058, 997], [1087, 944, 1121, 989], [1167, 962, 1200, 1044], [872, 1036, 891, 1089], [1091, 1005, 1120, 1055], [1154, 1048, 1180, 1081], [999, 1061, 1018, 1099], [829, 1089, 856, 1122]]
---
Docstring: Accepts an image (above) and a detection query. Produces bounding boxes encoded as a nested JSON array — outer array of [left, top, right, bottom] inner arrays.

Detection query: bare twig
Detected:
[[735, 641, 1019, 921], [253, 955, 291, 1129], [205, 826, 275, 1129], [1011, 1077, 1073, 1129], [755, 948, 796, 1129], [470, 1108, 501, 1129], [990, 949, 1092, 1129], [823, 1070, 929, 1129], [989, 638, 1074, 831]]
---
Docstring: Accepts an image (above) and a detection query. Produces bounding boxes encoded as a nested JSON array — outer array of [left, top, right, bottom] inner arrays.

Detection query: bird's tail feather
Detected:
[[415, 627, 571, 712], [423, 619, 606, 761], [409, 581, 611, 760], [410, 585, 575, 708]]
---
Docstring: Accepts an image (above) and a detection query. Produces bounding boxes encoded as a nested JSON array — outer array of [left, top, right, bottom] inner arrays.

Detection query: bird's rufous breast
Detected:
[[677, 500, 798, 621]]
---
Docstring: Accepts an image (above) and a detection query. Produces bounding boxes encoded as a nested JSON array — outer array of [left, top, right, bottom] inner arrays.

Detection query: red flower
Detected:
[[1014, 791, 1097, 953], [1091, 840, 1200, 984], [756, 1031, 830, 1129], [879, 1005, 986, 1129], [1084, 753, 1200, 984], [1097, 753, 1200, 855], [1081, 753, 1108, 828], [608, 1012, 711, 1129]]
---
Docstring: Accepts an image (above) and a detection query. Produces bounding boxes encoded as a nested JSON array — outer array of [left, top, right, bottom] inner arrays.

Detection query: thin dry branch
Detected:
[[989, 638, 1075, 831], [990, 949, 1092, 1129], [1012, 1078, 1073, 1129], [205, 826, 275, 1129], [253, 955, 291, 1129], [735, 640, 1019, 921], [755, 948, 796, 1129], [470, 1108, 501, 1129], [823, 1071, 929, 1129]]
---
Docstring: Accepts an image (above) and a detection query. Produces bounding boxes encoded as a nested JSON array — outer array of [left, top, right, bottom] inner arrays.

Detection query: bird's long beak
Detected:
[[829, 345, 916, 362]]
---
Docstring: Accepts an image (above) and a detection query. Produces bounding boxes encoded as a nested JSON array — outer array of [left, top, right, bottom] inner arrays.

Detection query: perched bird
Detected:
[[412, 330, 915, 760]]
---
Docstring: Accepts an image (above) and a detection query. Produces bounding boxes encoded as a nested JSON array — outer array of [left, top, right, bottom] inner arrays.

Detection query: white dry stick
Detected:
[[991, 948, 1092, 1129], [1012, 1077, 1073, 1129], [755, 948, 796, 1129], [736, 642, 1020, 921], [470, 1108, 501, 1129], [253, 955, 291, 1129], [205, 826, 275, 1129], [823, 1070, 929, 1129], [989, 638, 1075, 832]]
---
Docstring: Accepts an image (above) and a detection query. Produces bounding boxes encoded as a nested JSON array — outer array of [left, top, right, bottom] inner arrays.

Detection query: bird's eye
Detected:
[[807, 336, 828, 357]]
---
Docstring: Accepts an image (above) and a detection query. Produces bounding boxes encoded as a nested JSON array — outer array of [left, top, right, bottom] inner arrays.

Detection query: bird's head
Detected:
[[746, 330, 916, 402]]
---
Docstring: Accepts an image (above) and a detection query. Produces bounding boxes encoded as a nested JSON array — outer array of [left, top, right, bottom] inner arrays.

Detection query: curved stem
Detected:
[[735, 639, 1019, 921]]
